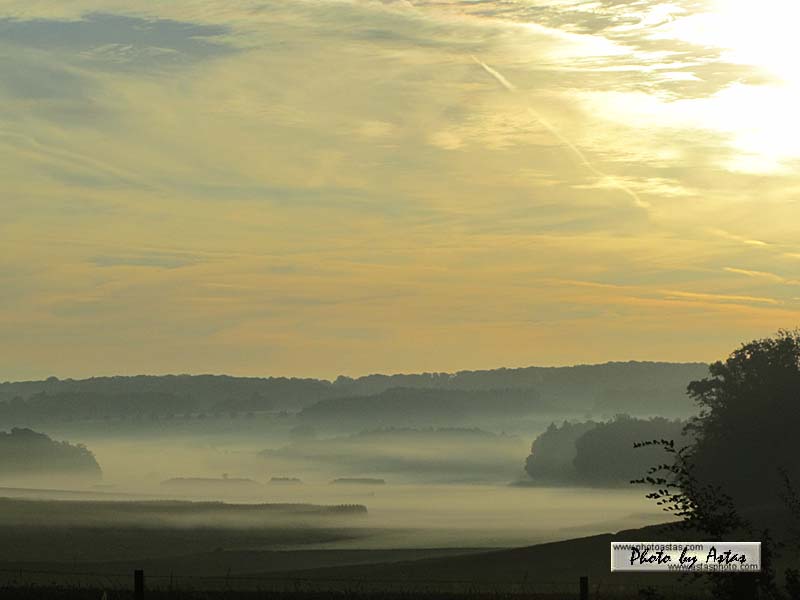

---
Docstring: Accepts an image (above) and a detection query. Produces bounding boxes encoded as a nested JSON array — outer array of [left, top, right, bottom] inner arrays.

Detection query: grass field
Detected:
[[0, 588, 706, 600], [0, 527, 705, 598], [0, 490, 721, 599]]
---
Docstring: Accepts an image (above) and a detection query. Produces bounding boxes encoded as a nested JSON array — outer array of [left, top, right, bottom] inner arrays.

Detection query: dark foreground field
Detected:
[[0, 497, 753, 599], [0, 528, 712, 600], [0, 590, 698, 600]]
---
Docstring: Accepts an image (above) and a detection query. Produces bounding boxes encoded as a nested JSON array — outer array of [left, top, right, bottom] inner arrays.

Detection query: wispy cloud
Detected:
[[2, 0, 800, 379], [724, 267, 800, 286], [471, 55, 651, 209], [663, 290, 781, 306]]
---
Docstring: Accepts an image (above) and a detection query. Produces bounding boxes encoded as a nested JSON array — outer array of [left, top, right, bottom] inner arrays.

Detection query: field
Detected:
[[0, 498, 701, 599]]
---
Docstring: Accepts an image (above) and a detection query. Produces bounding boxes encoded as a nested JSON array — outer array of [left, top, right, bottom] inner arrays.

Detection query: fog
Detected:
[[0, 424, 671, 551], [0, 365, 695, 570]]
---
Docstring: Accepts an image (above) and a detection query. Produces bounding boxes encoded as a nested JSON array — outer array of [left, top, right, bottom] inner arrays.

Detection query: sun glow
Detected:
[[657, 0, 800, 172], [670, 0, 800, 85]]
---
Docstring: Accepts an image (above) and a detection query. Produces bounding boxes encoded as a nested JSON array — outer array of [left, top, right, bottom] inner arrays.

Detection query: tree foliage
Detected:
[[685, 329, 800, 509], [633, 330, 800, 599], [0, 428, 102, 479], [525, 416, 687, 485]]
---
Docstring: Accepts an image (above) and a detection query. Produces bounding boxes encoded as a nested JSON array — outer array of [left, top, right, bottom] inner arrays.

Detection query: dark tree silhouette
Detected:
[[684, 330, 800, 512], [525, 416, 685, 486], [574, 415, 686, 485], [631, 439, 744, 538], [634, 330, 800, 599], [525, 420, 597, 483], [0, 428, 102, 480]]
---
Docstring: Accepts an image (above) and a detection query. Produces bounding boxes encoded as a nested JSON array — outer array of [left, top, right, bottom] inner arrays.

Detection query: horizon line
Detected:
[[1, 359, 710, 386]]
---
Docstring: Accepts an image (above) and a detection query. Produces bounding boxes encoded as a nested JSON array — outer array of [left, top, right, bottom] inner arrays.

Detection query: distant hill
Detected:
[[0, 375, 336, 424], [0, 362, 708, 426], [297, 387, 548, 429], [332, 361, 707, 397], [0, 428, 101, 481]]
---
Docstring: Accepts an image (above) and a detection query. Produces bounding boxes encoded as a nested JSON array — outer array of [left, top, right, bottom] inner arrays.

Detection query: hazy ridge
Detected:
[[0, 361, 708, 426]]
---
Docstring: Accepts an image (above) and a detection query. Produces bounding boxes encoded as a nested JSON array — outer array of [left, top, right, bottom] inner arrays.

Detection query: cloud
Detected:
[[2, 0, 800, 379], [723, 267, 800, 286], [471, 55, 650, 209], [0, 13, 234, 69], [357, 120, 398, 139], [662, 290, 781, 307], [707, 228, 770, 248], [90, 252, 203, 269]]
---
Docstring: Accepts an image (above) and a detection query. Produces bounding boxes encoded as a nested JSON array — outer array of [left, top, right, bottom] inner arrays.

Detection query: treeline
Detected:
[[0, 375, 333, 407], [0, 390, 198, 423], [0, 375, 337, 425], [297, 388, 548, 428], [0, 362, 707, 426], [0, 428, 102, 480], [524, 415, 688, 486], [332, 361, 706, 395]]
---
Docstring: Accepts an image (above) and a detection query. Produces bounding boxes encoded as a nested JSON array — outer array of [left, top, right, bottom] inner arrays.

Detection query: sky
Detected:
[[2, 0, 800, 381]]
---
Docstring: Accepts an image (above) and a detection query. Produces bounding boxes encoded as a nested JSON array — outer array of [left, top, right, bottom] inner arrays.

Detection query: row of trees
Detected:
[[0, 363, 707, 427], [524, 415, 686, 486], [299, 387, 551, 429], [0, 391, 277, 425]]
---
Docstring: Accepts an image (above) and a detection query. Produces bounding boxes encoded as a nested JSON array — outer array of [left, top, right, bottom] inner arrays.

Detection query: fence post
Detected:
[[134, 569, 144, 600], [579, 575, 588, 600]]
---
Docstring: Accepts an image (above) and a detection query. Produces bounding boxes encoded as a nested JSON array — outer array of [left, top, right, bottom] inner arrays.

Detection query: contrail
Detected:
[[472, 56, 517, 92], [471, 56, 650, 210]]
